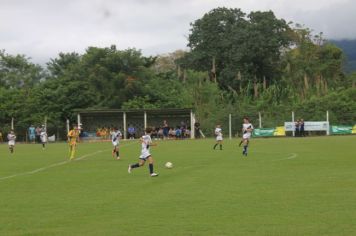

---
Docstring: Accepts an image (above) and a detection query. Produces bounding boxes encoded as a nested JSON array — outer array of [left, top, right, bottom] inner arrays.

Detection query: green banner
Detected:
[[331, 126, 352, 134], [253, 128, 275, 137]]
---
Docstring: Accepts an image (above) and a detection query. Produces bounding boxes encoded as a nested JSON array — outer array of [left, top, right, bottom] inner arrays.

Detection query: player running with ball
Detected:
[[128, 127, 159, 177], [239, 117, 254, 156]]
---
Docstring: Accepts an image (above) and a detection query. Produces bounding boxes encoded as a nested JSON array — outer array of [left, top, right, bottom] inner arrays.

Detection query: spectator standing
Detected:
[[35, 126, 41, 143], [128, 125, 136, 139], [300, 119, 305, 137], [163, 120, 169, 139], [295, 119, 300, 137], [28, 125, 36, 143], [194, 122, 201, 138]]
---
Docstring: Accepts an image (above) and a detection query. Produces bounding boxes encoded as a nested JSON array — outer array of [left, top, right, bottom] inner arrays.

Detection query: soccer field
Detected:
[[0, 136, 355, 236]]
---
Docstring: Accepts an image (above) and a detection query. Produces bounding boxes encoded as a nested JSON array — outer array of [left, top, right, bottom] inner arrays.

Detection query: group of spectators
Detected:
[[94, 125, 137, 140], [295, 119, 305, 137], [151, 120, 191, 140], [91, 120, 193, 140], [28, 125, 47, 143], [96, 127, 111, 139]]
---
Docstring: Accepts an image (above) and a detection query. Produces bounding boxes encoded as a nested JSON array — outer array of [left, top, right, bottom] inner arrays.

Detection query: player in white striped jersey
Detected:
[[7, 130, 16, 154], [239, 117, 254, 156], [40, 129, 47, 150], [213, 124, 223, 150], [128, 127, 158, 177], [111, 128, 122, 160]]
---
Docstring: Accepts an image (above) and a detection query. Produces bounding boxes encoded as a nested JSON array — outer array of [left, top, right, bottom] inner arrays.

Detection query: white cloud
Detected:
[[0, 0, 355, 64]]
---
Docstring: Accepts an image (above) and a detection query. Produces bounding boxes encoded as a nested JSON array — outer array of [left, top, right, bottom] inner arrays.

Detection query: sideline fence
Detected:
[[1, 110, 355, 142]]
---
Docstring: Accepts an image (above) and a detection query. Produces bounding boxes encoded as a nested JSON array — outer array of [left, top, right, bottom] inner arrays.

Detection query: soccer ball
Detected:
[[165, 162, 173, 169]]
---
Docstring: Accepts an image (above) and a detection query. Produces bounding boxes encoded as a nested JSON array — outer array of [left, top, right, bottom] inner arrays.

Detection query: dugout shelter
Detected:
[[73, 108, 196, 140]]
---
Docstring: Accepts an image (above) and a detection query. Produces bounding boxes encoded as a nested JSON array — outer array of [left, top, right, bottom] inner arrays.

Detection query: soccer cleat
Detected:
[[128, 165, 132, 173], [150, 173, 159, 177], [116, 157, 120, 160]]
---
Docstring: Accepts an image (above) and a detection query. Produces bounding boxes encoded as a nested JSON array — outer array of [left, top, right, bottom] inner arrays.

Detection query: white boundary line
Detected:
[[271, 153, 298, 161], [0, 141, 137, 181], [252, 151, 298, 161]]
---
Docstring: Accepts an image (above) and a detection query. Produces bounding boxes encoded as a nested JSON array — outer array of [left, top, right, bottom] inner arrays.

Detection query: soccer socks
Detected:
[[112, 147, 119, 158], [70, 147, 76, 160], [149, 163, 154, 174], [213, 144, 222, 150], [131, 163, 140, 168], [243, 145, 248, 155]]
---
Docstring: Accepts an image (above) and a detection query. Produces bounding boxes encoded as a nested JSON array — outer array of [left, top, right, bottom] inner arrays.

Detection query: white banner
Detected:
[[284, 121, 329, 131]]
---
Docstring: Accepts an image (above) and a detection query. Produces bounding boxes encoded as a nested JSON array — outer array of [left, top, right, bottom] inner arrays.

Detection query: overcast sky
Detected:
[[1, 0, 355, 64]]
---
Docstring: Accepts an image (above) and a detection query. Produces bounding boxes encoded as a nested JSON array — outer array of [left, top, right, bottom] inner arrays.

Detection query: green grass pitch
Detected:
[[1, 136, 356, 235]]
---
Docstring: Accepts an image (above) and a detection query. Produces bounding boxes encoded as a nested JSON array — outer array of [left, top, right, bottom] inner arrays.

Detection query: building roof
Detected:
[[74, 108, 193, 115]]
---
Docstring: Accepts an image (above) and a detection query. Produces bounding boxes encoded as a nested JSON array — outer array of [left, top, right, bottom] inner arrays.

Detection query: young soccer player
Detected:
[[213, 124, 223, 150], [7, 130, 16, 154], [239, 117, 254, 156], [67, 125, 79, 160], [111, 127, 122, 160], [128, 127, 159, 177], [40, 128, 47, 150]]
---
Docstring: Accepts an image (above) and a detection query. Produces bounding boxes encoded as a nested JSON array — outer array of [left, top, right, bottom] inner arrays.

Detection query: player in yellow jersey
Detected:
[[67, 124, 80, 160]]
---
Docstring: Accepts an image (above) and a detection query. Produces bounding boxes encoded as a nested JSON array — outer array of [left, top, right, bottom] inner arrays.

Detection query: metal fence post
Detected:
[[229, 114, 232, 140], [123, 112, 127, 140], [144, 111, 147, 130], [326, 110, 330, 135], [292, 111, 295, 137], [259, 112, 262, 128]]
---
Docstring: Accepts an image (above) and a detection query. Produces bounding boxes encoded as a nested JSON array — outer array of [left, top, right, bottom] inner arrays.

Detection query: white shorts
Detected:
[[216, 136, 223, 141], [139, 150, 151, 160], [112, 141, 119, 147], [8, 140, 15, 146], [243, 133, 251, 140]]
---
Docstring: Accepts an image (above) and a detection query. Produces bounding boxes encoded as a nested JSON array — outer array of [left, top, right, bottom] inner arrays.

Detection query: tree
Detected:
[[283, 27, 345, 98], [184, 8, 293, 96], [0, 50, 43, 90]]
